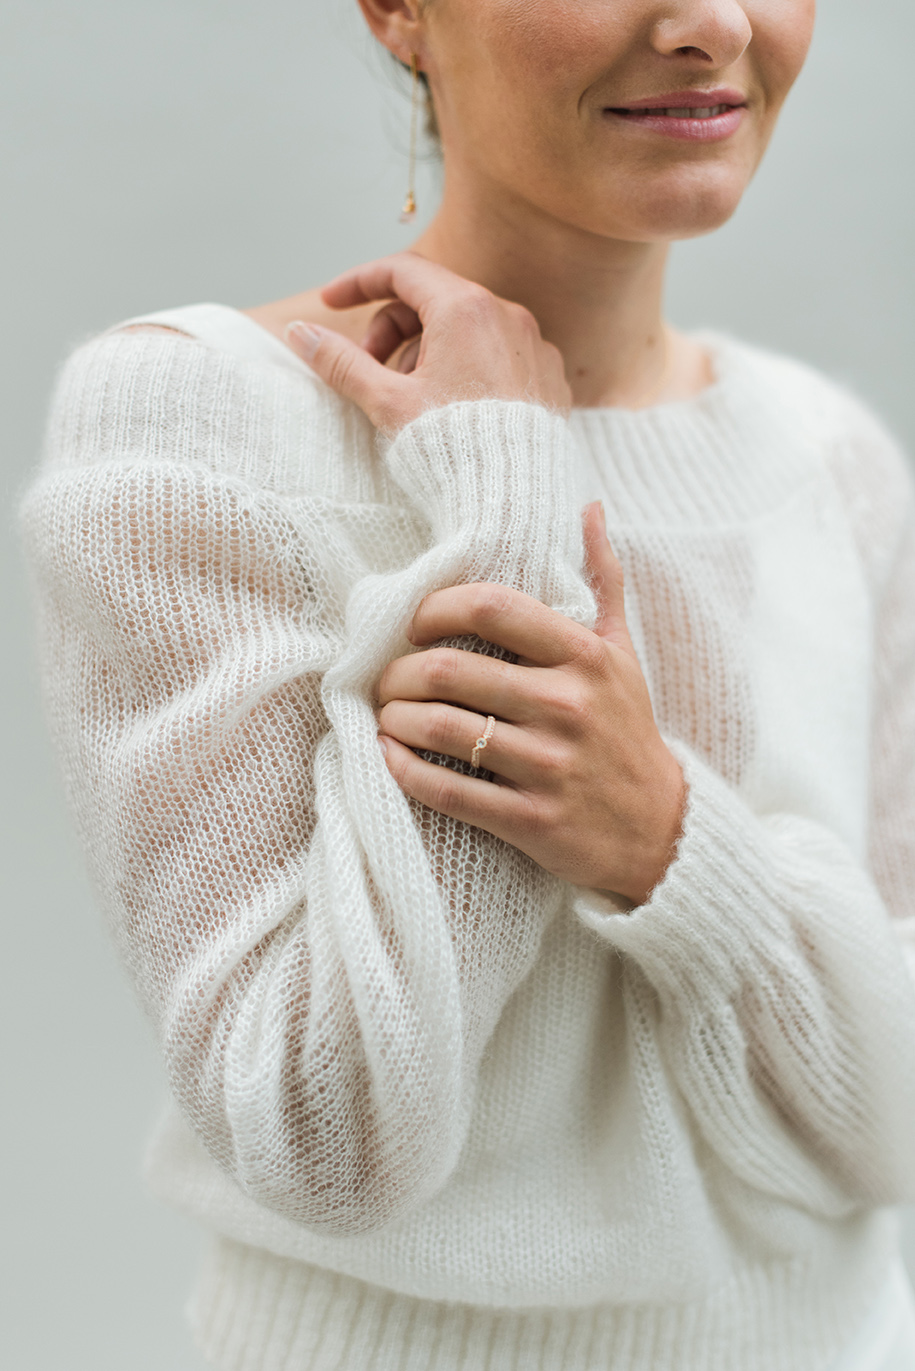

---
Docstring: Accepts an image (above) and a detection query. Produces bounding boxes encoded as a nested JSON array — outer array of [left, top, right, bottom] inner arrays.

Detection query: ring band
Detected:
[[471, 715, 496, 769]]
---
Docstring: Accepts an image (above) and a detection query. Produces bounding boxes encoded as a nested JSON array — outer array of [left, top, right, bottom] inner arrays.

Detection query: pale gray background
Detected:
[[3, 2, 914, 1368]]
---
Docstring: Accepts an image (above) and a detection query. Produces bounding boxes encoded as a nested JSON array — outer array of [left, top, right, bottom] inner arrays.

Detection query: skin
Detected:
[[264, 0, 815, 906]]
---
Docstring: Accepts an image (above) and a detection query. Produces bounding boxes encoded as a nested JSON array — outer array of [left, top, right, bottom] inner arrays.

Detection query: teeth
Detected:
[[663, 105, 727, 118], [614, 102, 735, 119]]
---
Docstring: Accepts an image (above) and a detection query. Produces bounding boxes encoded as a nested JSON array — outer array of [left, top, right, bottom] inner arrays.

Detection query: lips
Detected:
[[609, 88, 747, 113], [604, 89, 748, 143]]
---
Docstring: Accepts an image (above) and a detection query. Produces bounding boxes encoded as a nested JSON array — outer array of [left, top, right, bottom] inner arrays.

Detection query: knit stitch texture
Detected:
[[19, 304, 915, 1371]]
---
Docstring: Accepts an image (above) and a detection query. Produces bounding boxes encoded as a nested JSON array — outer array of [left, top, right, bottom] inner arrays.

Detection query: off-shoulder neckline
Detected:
[[112, 300, 739, 422]]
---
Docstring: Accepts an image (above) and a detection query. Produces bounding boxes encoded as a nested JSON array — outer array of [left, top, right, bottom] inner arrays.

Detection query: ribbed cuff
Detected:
[[572, 737, 783, 1000], [379, 399, 597, 631], [384, 400, 579, 545]]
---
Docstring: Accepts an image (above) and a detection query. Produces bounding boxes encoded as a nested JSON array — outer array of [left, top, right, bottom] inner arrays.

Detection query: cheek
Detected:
[[485, 0, 613, 76], [434, 0, 622, 143], [752, 0, 817, 112]]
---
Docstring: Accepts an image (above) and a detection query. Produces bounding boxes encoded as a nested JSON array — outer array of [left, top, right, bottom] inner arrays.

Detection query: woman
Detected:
[[19, 0, 915, 1367]]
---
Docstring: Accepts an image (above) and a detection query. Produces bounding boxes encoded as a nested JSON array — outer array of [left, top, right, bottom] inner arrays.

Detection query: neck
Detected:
[[411, 168, 675, 409]]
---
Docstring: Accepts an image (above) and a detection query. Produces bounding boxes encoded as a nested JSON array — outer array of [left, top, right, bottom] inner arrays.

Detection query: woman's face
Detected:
[[414, 0, 815, 242]]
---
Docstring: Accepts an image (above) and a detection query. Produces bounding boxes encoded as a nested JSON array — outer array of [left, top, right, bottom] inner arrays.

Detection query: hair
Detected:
[[394, 55, 440, 142]]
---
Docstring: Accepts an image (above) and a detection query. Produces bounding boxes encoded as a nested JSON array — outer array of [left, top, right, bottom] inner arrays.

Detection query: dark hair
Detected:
[[394, 55, 439, 142]]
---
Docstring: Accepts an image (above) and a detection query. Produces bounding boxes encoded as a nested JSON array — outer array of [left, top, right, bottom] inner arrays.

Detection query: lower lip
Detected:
[[606, 106, 746, 142]]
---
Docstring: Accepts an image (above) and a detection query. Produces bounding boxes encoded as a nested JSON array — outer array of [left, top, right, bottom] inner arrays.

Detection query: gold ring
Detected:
[[471, 715, 496, 769]]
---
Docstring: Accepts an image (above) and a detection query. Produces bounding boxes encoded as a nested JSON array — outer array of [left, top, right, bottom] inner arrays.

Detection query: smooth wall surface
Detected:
[[3, 2, 913, 1367]]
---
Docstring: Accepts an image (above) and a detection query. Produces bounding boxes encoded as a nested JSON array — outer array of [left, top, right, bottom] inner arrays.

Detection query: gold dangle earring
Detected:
[[399, 54, 420, 224]]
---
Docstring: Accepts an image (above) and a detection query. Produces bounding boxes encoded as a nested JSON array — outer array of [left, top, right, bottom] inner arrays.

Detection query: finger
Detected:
[[582, 502, 632, 652], [408, 582, 594, 670], [379, 733, 536, 839], [320, 252, 468, 319], [396, 336, 422, 374], [377, 646, 546, 726], [378, 701, 534, 785], [360, 300, 422, 364], [285, 321, 402, 432]]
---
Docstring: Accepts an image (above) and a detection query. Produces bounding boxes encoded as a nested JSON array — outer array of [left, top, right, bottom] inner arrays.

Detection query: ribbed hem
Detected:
[[188, 1229, 895, 1371]]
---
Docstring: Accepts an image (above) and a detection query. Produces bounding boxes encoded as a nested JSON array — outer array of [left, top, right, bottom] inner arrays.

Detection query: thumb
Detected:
[[286, 321, 400, 433], [582, 501, 633, 652]]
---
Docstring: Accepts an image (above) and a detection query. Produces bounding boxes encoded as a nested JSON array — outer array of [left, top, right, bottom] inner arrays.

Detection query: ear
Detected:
[[355, 0, 427, 66]]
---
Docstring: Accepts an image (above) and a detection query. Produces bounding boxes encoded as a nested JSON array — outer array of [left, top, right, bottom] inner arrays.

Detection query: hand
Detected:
[[375, 502, 687, 906], [284, 252, 571, 436]]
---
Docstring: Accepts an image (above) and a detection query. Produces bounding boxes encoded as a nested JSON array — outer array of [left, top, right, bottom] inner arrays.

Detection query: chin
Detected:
[[649, 186, 746, 242], [590, 162, 754, 244]]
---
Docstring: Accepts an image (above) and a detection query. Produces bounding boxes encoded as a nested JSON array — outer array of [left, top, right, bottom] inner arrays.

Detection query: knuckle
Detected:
[[515, 789, 552, 840], [429, 703, 460, 748], [429, 771, 462, 815], [535, 735, 573, 778], [548, 681, 593, 730], [463, 281, 493, 305], [471, 583, 514, 625], [455, 286, 497, 326], [514, 303, 539, 335], [422, 648, 459, 691], [323, 347, 355, 396], [568, 632, 606, 677]]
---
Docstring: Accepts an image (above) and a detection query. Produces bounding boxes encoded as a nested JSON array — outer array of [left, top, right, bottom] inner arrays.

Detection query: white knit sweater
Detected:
[[20, 304, 915, 1371]]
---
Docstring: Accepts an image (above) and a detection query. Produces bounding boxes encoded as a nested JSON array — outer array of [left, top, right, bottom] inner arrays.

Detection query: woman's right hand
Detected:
[[285, 252, 571, 436]]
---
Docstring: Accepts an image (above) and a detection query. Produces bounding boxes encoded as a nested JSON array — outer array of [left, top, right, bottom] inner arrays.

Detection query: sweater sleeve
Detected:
[[19, 330, 597, 1236], [574, 422, 915, 1214]]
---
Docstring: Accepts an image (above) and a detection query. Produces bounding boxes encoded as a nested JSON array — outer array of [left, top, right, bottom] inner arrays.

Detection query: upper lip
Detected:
[[609, 88, 747, 111]]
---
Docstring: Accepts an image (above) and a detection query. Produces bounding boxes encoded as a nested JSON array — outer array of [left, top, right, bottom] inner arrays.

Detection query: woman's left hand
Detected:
[[376, 502, 686, 906]]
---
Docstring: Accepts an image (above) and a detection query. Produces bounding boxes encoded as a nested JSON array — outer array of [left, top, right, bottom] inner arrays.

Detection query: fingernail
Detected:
[[286, 320, 321, 359], [378, 736, 388, 758], [598, 500, 606, 530]]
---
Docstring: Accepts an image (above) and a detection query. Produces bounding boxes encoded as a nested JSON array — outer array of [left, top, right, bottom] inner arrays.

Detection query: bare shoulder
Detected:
[[243, 287, 380, 349], [117, 323, 188, 336]]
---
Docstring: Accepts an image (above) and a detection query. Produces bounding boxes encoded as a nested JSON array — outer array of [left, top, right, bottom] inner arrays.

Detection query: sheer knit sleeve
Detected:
[[19, 329, 596, 1236], [575, 413, 915, 1215]]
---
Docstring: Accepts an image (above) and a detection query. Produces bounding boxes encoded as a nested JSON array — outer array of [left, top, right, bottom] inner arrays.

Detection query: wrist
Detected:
[[617, 752, 687, 907]]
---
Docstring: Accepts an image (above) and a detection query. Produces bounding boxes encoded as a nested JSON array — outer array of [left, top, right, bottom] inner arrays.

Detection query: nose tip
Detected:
[[652, 3, 753, 68]]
